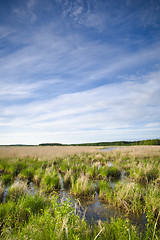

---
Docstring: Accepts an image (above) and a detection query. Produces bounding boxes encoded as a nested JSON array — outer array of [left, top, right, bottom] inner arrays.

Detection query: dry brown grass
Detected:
[[0, 146, 99, 160], [107, 145, 160, 161], [0, 145, 160, 163]]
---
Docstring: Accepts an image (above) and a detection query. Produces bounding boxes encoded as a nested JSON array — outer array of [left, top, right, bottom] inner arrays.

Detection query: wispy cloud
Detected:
[[0, 0, 160, 144], [1, 69, 160, 143], [13, 0, 37, 22], [61, 0, 106, 32], [1, 21, 160, 91]]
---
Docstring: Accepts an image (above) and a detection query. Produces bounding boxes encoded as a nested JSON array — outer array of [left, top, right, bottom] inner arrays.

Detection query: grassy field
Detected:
[[0, 146, 160, 239]]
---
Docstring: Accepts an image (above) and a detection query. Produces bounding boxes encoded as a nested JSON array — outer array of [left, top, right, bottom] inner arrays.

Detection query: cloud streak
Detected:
[[1, 69, 160, 144]]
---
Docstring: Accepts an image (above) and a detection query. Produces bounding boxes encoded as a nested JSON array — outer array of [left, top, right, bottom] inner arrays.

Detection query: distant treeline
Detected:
[[1, 139, 159, 147], [39, 143, 63, 146], [39, 139, 160, 146]]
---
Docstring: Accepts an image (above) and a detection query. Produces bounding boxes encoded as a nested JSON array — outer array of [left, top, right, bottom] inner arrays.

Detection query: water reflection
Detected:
[[101, 147, 118, 152], [3, 186, 9, 202]]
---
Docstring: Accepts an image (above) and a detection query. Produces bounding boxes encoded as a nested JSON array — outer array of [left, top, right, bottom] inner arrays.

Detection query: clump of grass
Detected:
[[114, 181, 144, 214], [41, 171, 60, 193], [1, 174, 13, 186], [130, 163, 159, 184], [98, 166, 121, 180], [0, 160, 11, 174], [87, 165, 98, 178], [63, 169, 72, 189], [98, 180, 113, 203], [0, 163, 4, 173], [9, 161, 27, 177], [98, 165, 109, 178], [0, 200, 15, 230], [18, 167, 35, 181], [107, 166, 121, 180], [71, 174, 95, 197], [7, 180, 27, 201], [146, 168, 159, 182], [59, 162, 70, 174], [33, 168, 44, 186]]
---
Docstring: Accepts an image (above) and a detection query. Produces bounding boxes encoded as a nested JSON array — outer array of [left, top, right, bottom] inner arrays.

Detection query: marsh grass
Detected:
[[71, 174, 95, 197], [18, 167, 35, 181], [1, 194, 47, 237], [144, 183, 160, 222], [33, 168, 44, 186], [63, 169, 72, 188], [0, 146, 160, 239], [114, 181, 145, 214], [98, 180, 113, 203], [0, 146, 99, 160], [1, 174, 13, 186], [0, 195, 144, 240], [41, 171, 60, 193], [9, 161, 27, 178], [6, 180, 28, 201], [98, 166, 121, 180], [129, 163, 159, 184], [87, 166, 98, 178]]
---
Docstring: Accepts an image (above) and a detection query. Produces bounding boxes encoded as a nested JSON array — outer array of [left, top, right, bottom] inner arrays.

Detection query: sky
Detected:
[[0, 0, 160, 145]]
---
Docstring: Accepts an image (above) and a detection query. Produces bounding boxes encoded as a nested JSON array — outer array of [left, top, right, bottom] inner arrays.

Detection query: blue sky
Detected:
[[0, 0, 160, 144]]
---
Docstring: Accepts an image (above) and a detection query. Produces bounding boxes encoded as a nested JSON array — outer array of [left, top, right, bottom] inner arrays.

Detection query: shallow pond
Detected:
[[3, 178, 37, 203], [58, 187, 147, 232], [58, 174, 147, 232], [2, 174, 147, 233], [101, 147, 119, 152]]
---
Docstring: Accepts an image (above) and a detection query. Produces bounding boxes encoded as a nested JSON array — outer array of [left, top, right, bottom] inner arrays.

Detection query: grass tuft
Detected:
[[1, 174, 13, 186], [71, 174, 95, 197], [41, 171, 60, 193], [114, 181, 145, 214], [7, 180, 27, 201]]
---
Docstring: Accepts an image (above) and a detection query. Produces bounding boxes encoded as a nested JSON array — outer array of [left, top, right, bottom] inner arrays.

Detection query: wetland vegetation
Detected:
[[0, 146, 160, 239]]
